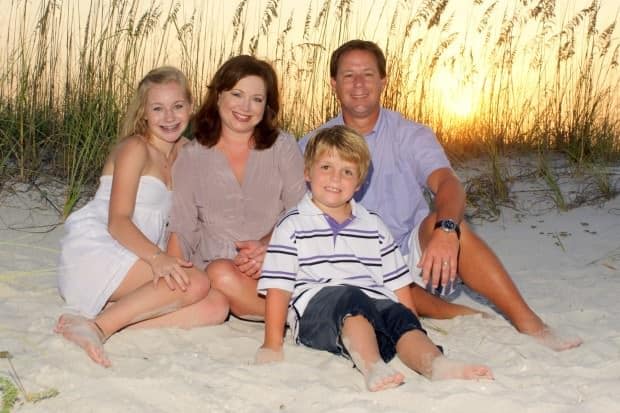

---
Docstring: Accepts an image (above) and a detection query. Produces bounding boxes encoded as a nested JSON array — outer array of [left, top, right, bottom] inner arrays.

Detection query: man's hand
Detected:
[[418, 230, 459, 291]]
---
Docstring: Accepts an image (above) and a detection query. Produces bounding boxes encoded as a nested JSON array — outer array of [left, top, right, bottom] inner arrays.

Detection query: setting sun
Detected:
[[431, 68, 478, 120]]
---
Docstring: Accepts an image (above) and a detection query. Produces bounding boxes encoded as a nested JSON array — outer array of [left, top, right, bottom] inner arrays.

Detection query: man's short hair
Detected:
[[304, 125, 371, 184], [330, 40, 387, 79]]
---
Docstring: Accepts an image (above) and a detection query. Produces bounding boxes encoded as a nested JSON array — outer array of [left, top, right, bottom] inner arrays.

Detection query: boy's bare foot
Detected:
[[364, 360, 405, 391], [430, 356, 494, 381], [530, 327, 583, 351], [54, 314, 111, 367]]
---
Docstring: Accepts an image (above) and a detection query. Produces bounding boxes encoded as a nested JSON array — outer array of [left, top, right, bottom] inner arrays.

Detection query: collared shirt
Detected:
[[169, 132, 307, 267], [257, 192, 413, 340], [300, 108, 451, 255]]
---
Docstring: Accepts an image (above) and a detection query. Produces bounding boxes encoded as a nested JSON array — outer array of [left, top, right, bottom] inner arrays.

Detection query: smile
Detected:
[[160, 123, 181, 132], [232, 111, 252, 122]]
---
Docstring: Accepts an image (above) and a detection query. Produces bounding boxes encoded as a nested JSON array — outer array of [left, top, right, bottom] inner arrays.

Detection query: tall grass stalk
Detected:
[[0, 0, 618, 216]]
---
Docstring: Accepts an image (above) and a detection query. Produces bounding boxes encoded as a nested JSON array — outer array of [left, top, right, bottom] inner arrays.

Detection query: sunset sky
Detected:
[[1, 0, 618, 129]]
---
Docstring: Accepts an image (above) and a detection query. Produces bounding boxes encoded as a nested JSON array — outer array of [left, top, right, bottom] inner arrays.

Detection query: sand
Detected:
[[1, 169, 619, 413]]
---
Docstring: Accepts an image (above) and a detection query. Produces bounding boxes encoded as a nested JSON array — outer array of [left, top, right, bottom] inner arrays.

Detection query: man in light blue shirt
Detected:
[[300, 40, 582, 351]]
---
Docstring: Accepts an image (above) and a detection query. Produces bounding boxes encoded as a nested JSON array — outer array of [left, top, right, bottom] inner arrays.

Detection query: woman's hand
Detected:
[[233, 240, 267, 279], [147, 251, 193, 291]]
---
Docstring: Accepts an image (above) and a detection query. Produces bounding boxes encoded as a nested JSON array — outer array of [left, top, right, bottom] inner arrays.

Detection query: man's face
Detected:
[[331, 49, 386, 121]]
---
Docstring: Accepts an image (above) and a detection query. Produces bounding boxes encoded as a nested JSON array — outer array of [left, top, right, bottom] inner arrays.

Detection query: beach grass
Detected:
[[0, 0, 618, 217]]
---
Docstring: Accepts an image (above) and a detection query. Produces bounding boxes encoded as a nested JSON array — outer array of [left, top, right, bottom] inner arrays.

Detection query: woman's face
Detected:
[[217, 75, 267, 138]]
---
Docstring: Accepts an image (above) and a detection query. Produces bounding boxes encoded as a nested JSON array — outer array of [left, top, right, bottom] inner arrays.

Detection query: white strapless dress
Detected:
[[58, 175, 171, 318]]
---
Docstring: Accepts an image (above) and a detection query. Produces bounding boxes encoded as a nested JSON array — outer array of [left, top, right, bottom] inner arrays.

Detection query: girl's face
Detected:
[[144, 81, 192, 144], [217, 75, 267, 138]]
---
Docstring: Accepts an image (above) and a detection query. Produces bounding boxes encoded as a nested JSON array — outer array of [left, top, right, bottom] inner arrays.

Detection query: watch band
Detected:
[[434, 219, 461, 239]]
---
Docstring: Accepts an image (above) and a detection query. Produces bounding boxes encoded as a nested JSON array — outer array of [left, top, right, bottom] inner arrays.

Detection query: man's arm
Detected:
[[427, 167, 466, 223], [394, 285, 418, 316], [418, 167, 464, 290]]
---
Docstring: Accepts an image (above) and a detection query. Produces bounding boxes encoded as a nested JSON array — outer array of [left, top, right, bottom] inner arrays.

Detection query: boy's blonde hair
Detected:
[[304, 125, 371, 183], [120, 66, 192, 139]]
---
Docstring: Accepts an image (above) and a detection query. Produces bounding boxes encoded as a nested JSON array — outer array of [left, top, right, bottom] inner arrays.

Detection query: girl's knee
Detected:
[[195, 289, 230, 325], [183, 271, 211, 304]]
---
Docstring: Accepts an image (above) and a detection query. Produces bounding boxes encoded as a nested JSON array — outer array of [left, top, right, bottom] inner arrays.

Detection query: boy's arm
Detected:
[[255, 288, 291, 364], [394, 285, 418, 316]]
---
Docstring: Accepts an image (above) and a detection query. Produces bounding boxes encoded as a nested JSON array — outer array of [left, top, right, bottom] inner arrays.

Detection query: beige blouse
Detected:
[[169, 132, 307, 267]]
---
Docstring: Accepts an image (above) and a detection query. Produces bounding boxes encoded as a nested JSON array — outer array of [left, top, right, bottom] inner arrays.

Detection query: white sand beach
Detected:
[[1, 164, 620, 412]]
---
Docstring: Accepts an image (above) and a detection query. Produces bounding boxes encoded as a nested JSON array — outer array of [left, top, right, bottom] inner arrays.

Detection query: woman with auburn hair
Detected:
[[167, 55, 306, 319]]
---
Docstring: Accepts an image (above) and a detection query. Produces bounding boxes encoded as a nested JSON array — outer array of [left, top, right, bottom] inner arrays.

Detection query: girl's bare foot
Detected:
[[430, 356, 494, 381], [364, 360, 405, 391], [54, 314, 111, 367], [530, 327, 582, 351]]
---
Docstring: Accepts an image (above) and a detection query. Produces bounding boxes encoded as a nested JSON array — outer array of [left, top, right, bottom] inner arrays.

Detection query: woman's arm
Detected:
[[168, 143, 201, 263], [278, 133, 307, 209]]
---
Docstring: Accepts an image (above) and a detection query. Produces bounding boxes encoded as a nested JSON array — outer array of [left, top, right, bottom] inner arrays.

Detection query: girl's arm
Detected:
[[107, 137, 191, 290], [255, 288, 291, 364]]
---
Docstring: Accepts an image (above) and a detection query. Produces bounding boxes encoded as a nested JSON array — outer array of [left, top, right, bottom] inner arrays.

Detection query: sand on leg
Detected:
[[418, 214, 582, 351], [341, 315, 404, 391], [395, 329, 494, 381], [56, 259, 227, 367], [54, 314, 110, 367]]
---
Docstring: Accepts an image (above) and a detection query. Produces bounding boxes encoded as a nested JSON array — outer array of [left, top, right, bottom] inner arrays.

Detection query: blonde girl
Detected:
[[55, 66, 228, 367]]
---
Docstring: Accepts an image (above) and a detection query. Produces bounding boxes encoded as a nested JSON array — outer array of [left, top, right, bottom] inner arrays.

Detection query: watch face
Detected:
[[442, 220, 456, 231]]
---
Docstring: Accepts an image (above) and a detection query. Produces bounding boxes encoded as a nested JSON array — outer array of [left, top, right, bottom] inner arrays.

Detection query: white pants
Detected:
[[403, 224, 457, 296]]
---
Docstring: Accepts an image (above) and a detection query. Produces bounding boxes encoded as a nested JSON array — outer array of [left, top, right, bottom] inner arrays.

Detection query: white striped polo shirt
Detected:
[[257, 192, 414, 340]]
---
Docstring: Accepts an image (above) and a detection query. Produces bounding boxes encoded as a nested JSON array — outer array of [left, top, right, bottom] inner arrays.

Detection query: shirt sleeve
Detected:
[[277, 133, 307, 210], [169, 144, 201, 260], [404, 121, 452, 189], [375, 214, 414, 292], [257, 216, 299, 295]]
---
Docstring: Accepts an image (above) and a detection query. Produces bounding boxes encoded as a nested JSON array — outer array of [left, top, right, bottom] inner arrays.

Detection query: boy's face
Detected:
[[305, 149, 361, 218]]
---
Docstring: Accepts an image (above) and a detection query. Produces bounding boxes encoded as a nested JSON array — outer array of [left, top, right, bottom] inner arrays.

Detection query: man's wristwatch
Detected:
[[434, 219, 461, 239]]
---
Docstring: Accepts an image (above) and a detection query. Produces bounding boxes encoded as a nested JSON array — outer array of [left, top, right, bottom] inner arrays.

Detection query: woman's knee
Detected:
[[206, 260, 241, 292]]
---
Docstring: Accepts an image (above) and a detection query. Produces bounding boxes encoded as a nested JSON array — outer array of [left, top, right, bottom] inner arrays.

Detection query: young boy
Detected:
[[255, 125, 493, 391]]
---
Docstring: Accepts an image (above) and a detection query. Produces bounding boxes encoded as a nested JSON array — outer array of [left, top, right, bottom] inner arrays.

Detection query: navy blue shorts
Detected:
[[297, 286, 427, 362]]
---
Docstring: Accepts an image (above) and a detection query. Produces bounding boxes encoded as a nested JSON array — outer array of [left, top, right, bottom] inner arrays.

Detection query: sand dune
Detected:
[[1, 175, 619, 412]]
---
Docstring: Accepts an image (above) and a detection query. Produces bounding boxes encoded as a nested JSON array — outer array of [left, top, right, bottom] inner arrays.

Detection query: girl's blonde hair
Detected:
[[304, 125, 371, 183], [120, 66, 192, 139]]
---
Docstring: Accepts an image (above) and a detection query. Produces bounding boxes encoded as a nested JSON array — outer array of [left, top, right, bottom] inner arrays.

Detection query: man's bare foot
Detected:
[[430, 356, 494, 381], [364, 360, 405, 391], [54, 314, 111, 367], [529, 327, 583, 351]]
